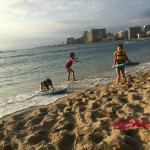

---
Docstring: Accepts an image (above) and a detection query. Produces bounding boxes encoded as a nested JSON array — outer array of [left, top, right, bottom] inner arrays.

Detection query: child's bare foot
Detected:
[[73, 78, 77, 81], [122, 78, 126, 84]]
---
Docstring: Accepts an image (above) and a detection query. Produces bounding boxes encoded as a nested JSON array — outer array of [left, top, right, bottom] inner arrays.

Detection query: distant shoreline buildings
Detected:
[[66, 24, 150, 45]]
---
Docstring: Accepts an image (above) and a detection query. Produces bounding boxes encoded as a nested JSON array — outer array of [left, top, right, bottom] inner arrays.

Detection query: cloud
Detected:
[[141, 8, 150, 18], [0, 0, 150, 49]]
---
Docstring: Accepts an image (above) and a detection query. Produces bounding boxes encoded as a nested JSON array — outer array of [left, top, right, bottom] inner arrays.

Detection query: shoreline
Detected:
[[0, 69, 149, 149], [0, 61, 150, 100]]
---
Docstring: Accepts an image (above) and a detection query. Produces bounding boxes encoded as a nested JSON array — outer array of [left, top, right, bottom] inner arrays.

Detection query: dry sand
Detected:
[[0, 70, 149, 150]]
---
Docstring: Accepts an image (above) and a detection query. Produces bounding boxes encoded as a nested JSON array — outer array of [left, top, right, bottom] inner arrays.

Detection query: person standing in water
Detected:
[[65, 52, 81, 81], [113, 43, 131, 84]]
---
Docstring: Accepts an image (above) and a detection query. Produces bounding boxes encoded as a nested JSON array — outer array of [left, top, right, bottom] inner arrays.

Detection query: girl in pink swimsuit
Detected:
[[65, 52, 81, 81]]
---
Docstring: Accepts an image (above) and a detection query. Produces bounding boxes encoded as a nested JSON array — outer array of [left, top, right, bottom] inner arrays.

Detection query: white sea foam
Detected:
[[0, 76, 112, 118], [0, 92, 67, 118]]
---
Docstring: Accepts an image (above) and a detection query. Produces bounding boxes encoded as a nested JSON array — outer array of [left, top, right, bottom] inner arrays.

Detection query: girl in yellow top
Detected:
[[113, 43, 131, 84]]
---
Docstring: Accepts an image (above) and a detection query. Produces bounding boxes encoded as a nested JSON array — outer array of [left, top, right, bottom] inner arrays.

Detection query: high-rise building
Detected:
[[83, 28, 106, 43], [92, 29, 106, 42], [128, 26, 142, 39], [107, 33, 115, 41], [146, 30, 150, 36], [116, 31, 128, 39], [66, 37, 75, 45], [143, 24, 150, 32], [83, 30, 93, 43]]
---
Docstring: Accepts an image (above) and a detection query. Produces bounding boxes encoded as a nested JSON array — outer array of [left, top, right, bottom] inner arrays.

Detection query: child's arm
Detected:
[[113, 60, 116, 66], [51, 84, 55, 91], [40, 82, 44, 92], [113, 55, 117, 66], [74, 58, 82, 63]]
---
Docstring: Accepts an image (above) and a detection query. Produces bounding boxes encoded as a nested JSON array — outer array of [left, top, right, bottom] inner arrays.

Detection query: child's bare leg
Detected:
[[66, 67, 71, 81], [69, 68, 76, 81], [68, 72, 71, 81], [121, 67, 126, 83], [116, 68, 121, 84], [72, 70, 76, 81], [66, 66, 76, 81]]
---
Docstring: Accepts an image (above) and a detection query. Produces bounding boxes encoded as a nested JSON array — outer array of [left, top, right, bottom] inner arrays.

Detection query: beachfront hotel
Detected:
[[128, 26, 142, 39], [83, 30, 93, 43], [116, 31, 128, 40], [83, 28, 106, 43]]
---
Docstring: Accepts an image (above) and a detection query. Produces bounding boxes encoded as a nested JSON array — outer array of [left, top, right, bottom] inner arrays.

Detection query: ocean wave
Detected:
[[10, 53, 34, 58], [124, 41, 137, 44]]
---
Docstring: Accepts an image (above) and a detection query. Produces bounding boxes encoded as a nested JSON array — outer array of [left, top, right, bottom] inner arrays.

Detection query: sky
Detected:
[[0, 0, 150, 50]]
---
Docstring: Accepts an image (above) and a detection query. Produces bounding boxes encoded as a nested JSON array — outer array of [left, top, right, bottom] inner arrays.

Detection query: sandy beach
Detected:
[[0, 70, 149, 150]]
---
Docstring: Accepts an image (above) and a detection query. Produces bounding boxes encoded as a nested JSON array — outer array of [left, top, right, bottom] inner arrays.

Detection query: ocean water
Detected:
[[0, 39, 150, 118]]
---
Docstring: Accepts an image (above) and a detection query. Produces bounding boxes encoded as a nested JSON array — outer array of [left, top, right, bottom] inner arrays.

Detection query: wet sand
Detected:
[[0, 70, 149, 150]]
